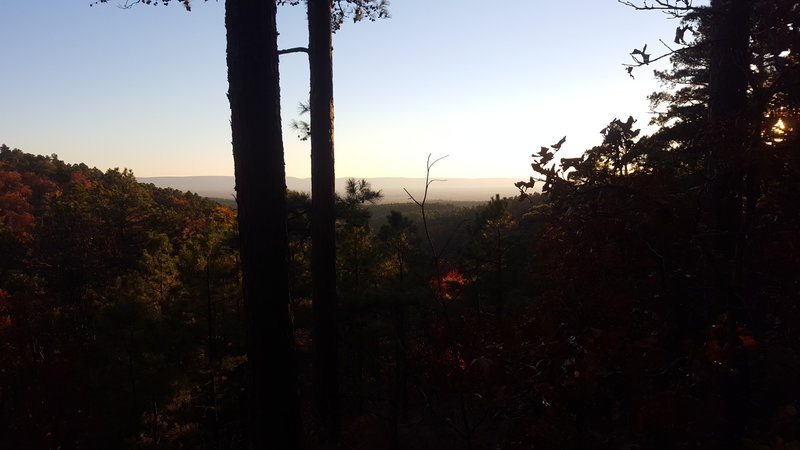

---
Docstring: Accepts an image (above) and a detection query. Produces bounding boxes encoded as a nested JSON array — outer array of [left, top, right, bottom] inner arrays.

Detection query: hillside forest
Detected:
[[2, 0, 800, 448]]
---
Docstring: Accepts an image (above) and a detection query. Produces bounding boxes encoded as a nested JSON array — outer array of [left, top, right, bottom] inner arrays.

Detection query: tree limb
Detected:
[[278, 47, 310, 55], [618, 0, 696, 12]]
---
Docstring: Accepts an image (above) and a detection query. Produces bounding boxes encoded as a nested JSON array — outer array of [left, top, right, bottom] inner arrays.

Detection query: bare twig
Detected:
[[403, 154, 449, 306], [659, 38, 676, 53], [405, 154, 449, 207], [119, 0, 142, 9], [617, 0, 696, 15]]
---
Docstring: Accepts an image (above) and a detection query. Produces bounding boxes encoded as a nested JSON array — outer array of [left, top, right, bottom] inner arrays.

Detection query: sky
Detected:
[[0, 0, 689, 180]]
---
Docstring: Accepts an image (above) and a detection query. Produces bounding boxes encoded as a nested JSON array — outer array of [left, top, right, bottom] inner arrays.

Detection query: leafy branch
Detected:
[[91, 0, 192, 11], [619, 0, 699, 79], [278, 0, 390, 32], [515, 136, 569, 200], [289, 102, 311, 141], [623, 39, 689, 78]]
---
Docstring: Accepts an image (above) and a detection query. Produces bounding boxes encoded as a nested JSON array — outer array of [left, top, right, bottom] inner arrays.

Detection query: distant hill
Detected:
[[137, 176, 526, 203]]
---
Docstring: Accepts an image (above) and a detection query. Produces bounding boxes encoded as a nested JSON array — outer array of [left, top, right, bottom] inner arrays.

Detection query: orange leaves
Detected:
[[429, 267, 466, 302], [212, 205, 237, 226], [0, 170, 23, 190], [169, 195, 188, 206], [181, 217, 207, 239]]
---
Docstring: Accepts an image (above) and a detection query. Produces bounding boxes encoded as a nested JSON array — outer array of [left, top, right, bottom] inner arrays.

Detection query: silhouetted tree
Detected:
[[306, 1, 340, 439], [225, 0, 302, 447], [279, 1, 388, 440]]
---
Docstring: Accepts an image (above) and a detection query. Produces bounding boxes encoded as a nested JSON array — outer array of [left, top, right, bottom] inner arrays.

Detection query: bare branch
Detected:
[[617, 0, 695, 11], [278, 47, 310, 55], [428, 154, 449, 168], [420, 154, 448, 205], [403, 187, 421, 207], [119, 0, 142, 9]]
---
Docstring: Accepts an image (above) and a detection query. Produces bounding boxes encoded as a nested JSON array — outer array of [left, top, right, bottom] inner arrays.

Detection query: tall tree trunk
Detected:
[[702, 0, 751, 316], [225, 0, 302, 448], [308, 0, 340, 441], [703, 1, 752, 447]]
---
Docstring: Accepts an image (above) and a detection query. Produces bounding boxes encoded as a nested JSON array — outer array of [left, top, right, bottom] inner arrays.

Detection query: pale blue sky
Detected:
[[0, 0, 688, 179]]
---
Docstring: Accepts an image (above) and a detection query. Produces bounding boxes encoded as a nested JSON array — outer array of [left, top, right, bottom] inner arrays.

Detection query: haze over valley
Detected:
[[138, 176, 524, 203]]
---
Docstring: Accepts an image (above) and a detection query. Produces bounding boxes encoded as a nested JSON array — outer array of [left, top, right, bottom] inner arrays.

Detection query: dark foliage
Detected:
[[0, 145, 243, 448]]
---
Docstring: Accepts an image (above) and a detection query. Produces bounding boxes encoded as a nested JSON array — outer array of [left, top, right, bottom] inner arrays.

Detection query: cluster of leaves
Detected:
[[277, 0, 390, 31], [91, 0, 192, 12]]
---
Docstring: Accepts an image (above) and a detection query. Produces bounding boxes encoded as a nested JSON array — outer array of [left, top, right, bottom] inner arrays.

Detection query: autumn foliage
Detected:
[[0, 145, 243, 448]]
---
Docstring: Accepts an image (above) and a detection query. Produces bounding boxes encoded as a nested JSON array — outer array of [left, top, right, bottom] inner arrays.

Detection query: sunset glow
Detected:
[[0, 0, 679, 180]]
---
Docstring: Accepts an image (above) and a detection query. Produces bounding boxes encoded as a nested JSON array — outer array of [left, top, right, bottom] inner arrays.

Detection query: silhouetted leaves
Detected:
[[674, 25, 691, 44]]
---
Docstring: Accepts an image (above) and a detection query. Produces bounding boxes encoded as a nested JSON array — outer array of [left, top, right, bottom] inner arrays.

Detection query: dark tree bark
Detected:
[[226, 0, 302, 448], [702, 1, 753, 447], [702, 0, 752, 316], [308, 0, 340, 440]]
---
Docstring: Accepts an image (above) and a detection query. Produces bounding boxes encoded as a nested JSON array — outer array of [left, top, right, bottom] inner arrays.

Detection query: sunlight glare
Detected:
[[770, 118, 787, 144]]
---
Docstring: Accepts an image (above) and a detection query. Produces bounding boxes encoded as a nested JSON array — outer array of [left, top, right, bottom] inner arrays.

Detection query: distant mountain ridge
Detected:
[[137, 176, 525, 203]]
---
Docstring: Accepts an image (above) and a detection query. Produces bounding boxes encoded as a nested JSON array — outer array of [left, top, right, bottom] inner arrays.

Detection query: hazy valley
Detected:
[[138, 175, 524, 203]]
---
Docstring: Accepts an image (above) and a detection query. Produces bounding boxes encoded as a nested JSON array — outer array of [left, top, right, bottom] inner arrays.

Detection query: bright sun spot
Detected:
[[770, 118, 787, 144]]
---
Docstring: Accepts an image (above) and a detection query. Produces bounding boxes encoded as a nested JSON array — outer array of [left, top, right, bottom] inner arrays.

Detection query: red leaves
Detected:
[[0, 170, 35, 236], [180, 204, 236, 239], [0, 170, 23, 190], [69, 172, 92, 189], [429, 268, 466, 302], [0, 169, 59, 237], [442, 269, 466, 288], [4, 211, 35, 235], [737, 327, 757, 348]]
